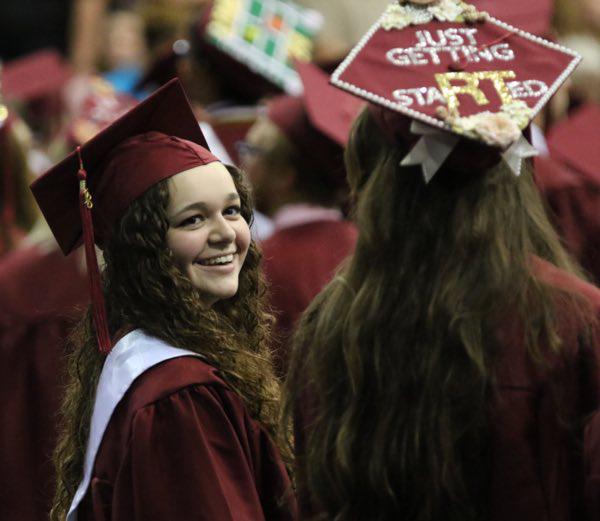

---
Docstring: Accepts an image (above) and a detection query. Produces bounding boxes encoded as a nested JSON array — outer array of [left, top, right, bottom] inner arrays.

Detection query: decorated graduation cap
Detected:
[[330, 0, 581, 182], [66, 78, 137, 147], [197, 0, 323, 98], [31, 79, 219, 353], [266, 60, 364, 182], [547, 104, 600, 185]]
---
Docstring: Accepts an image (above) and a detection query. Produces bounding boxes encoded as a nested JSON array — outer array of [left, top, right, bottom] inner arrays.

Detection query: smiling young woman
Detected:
[[31, 80, 296, 521], [165, 162, 251, 308]]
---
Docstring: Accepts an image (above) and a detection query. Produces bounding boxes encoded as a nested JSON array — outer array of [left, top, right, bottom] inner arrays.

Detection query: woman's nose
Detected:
[[208, 215, 236, 244]]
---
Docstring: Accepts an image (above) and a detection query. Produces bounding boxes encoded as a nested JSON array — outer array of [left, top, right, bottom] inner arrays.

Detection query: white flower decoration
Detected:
[[501, 100, 534, 129], [454, 113, 481, 132], [429, 0, 466, 22], [451, 111, 521, 149], [381, 4, 426, 30], [381, 0, 474, 30], [474, 112, 521, 149]]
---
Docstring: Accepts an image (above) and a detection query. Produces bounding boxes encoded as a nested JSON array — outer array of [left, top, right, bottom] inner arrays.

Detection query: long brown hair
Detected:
[[51, 165, 283, 520], [282, 109, 595, 520]]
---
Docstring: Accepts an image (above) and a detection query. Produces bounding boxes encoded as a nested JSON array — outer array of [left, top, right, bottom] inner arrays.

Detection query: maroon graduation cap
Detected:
[[1, 49, 72, 103], [547, 103, 600, 185], [267, 60, 363, 183], [330, 0, 580, 181], [31, 79, 219, 353]]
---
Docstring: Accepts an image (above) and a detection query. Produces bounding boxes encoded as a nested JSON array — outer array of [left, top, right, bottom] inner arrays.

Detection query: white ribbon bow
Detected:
[[400, 121, 539, 183]]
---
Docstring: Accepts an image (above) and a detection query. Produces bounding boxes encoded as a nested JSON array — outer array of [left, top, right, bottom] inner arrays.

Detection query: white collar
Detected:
[[272, 203, 343, 231]]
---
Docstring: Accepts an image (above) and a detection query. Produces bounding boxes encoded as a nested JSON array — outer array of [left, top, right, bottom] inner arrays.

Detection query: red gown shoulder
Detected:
[[262, 220, 357, 376], [0, 245, 88, 521], [79, 356, 297, 521], [489, 258, 600, 521]]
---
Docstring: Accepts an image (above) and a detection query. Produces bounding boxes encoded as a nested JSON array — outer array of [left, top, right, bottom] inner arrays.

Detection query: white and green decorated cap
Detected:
[[204, 0, 323, 95]]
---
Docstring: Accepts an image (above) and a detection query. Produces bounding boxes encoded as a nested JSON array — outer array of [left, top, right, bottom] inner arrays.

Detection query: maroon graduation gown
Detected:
[[262, 219, 357, 376], [0, 244, 88, 521], [488, 259, 600, 521], [78, 356, 297, 521], [294, 259, 600, 521], [535, 156, 600, 285]]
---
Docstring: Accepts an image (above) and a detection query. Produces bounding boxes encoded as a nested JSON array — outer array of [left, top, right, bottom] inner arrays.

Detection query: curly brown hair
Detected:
[[51, 165, 283, 521], [282, 109, 596, 521]]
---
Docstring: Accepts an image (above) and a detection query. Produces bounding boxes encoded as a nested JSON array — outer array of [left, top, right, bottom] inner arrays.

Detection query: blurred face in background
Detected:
[[239, 117, 295, 216], [104, 11, 148, 70]]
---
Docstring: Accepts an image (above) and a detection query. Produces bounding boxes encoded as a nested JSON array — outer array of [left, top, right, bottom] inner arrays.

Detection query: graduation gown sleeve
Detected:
[[79, 359, 296, 521]]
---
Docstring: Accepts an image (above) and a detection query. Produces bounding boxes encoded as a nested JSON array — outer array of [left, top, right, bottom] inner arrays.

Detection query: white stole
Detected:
[[66, 330, 200, 521]]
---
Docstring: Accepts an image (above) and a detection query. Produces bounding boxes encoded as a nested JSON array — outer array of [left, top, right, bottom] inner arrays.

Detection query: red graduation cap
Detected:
[[1, 49, 72, 102], [297, 61, 364, 146], [330, 0, 580, 181], [267, 61, 363, 183], [547, 103, 600, 185], [31, 79, 219, 353]]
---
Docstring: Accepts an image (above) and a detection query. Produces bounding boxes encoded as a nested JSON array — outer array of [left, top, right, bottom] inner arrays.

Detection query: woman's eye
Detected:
[[178, 215, 204, 227], [223, 205, 241, 217]]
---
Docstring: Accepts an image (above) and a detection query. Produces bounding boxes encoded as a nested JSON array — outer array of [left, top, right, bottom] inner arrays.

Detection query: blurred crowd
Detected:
[[0, 0, 599, 519]]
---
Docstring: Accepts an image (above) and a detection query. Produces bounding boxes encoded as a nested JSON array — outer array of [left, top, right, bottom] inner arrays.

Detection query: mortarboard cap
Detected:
[[196, 0, 323, 99], [1, 49, 72, 103], [31, 79, 219, 354], [330, 0, 580, 182], [547, 104, 600, 185], [296, 60, 364, 146], [267, 61, 363, 186]]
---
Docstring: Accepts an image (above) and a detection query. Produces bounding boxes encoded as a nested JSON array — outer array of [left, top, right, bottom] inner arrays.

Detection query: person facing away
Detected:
[[31, 79, 296, 521], [282, 3, 600, 520]]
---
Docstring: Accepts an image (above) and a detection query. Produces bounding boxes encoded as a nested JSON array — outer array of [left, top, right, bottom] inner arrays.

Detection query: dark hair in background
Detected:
[[51, 165, 284, 520], [261, 123, 347, 209], [282, 108, 595, 520]]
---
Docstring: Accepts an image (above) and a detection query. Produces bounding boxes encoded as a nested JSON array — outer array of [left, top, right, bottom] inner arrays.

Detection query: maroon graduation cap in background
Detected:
[[547, 103, 600, 185], [267, 60, 364, 185], [1, 49, 72, 103]]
